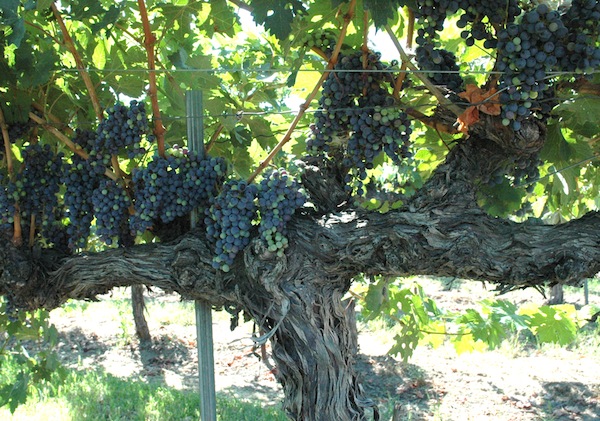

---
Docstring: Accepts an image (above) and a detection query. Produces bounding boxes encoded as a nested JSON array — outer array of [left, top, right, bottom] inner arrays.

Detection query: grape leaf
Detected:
[[365, 0, 403, 28], [389, 325, 420, 362], [249, 0, 306, 40], [478, 180, 525, 217], [541, 122, 592, 163], [203, 0, 237, 37], [554, 94, 600, 138], [0, 371, 29, 413], [90, 4, 120, 33], [0, 0, 25, 46], [529, 305, 578, 345], [363, 278, 389, 319], [452, 332, 487, 354], [482, 299, 530, 330]]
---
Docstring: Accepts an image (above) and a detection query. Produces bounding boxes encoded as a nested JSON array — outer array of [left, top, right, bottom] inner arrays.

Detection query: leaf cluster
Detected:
[[0, 299, 65, 413], [359, 277, 591, 362]]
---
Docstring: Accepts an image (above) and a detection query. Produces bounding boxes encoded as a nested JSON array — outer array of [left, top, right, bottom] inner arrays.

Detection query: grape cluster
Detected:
[[62, 130, 103, 249], [40, 217, 69, 251], [88, 100, 149, 175], [307, 52, 366, 155], [15, 143, 65, 230], [63, 159, 99, 249], [415, 42, 464, 91], [205, 180, 258, 272], [297, 30, 337, 57], [72, 128, 96, 153], [0, 172, 16, 227], [496, 4, 570, 130], [130, 149, 226, 234], [484, 155, 541, 194], [307, 52, 412, 194], [345, 105, 412, 194], [94, 100, 149, 157], [512, 155, 541, 193], [6, 120, 33, 143], [91, 178, 131, 246], [559, 0, 600, 73], [413, 0, 521, 47], [257, 169, 305, 257]]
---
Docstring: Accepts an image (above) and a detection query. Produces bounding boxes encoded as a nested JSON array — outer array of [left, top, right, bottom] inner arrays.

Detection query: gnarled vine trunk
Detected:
[[239, 239, 376, 419]]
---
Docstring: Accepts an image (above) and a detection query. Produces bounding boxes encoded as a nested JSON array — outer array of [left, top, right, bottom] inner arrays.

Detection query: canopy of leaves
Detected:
[[0, 0, 596, 234]]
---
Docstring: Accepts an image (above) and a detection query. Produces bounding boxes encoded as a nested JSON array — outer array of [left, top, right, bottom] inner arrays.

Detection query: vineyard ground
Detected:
[[12, 280, 600, 420]]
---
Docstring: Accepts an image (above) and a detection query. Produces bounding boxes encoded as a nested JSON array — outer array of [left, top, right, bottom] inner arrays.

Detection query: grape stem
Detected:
[[205, 124, 224, 153], [51, 3, 103, 121], [247, 0, 357, 183], [384, 24, 462, 117], [393, 8, 414, 98], [24, 19, 59, 43], [0, 106, 23, 246], [137, 0, 167, 158], [361, 9, 370, 96], [28, 112, 119, 181], [361, 9, 369, 67], [51, 3, 126, 179], [29, 214, 36, 248], [32, 102, 70, 132], [0, 107, 15, 179]]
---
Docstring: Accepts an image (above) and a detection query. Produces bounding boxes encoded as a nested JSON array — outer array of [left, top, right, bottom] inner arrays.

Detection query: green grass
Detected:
[[4, 291, 287, 420], [0, 359, 288, 420]]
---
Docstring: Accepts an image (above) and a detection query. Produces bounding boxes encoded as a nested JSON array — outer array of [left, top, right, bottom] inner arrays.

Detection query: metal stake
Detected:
[[187, 90, 217, 421]]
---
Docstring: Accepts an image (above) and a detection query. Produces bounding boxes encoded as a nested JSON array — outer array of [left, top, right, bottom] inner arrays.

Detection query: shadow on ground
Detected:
[[537, 381, 600, 420], [355, 353, 439, 419]]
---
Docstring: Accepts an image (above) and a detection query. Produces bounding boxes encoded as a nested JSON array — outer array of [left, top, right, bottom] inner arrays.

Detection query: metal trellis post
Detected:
[[187, 90, 217, 421]]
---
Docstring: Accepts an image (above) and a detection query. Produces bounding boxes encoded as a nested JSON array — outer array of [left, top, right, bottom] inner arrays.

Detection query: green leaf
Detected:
[[389, 324, 420, 362], [230, 125, 253, 146], [553, 94, 600, 138], [365, 0, 403, 28], [69, 0, 107, 20], [526, 305, 578, 345], [541, 122, 592, 165], [203, 0, 237, 37], [248, 117, 276, 150], [250, 0, 306, 40], [478, 180, 525, 217], [36, 0, 52, 10], [455, 307, 506, 349], [482, 299, 530, 330], [363, 278, 389, 319], [0, 0, 25, 46], [90, 4, 121, 33], [25, 49, 56, 87], [0, 371, 29, 413]]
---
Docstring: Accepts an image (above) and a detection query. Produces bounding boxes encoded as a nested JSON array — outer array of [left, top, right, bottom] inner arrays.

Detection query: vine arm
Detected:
[[137, 0, 167, 157], [51, 2, 103, 121]]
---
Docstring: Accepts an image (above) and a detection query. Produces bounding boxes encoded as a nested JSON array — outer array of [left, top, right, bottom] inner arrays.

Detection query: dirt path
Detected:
[[49, 284, 600, 420]]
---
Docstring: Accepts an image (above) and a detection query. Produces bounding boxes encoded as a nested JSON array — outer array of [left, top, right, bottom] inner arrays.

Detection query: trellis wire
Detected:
[[53, 67, 600, 77], [30, 96, 591, 128]]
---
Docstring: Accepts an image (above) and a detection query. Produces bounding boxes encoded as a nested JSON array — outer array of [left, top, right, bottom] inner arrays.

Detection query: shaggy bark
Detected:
[[1, 125, 599, 420]]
